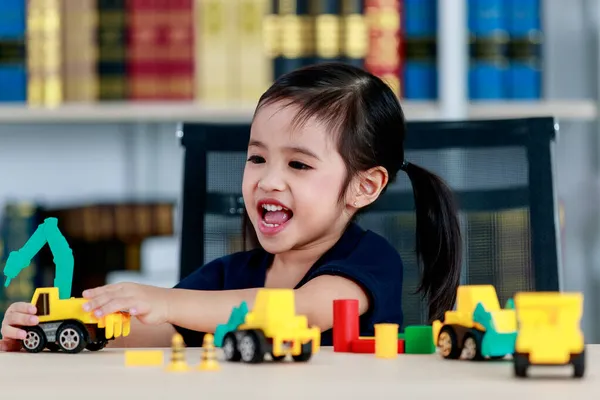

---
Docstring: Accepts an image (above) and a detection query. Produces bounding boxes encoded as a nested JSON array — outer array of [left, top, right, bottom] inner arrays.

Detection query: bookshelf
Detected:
[[0, 99, 596, 124]]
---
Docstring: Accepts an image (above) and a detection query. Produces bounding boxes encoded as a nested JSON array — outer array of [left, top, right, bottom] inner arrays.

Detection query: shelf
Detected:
[[0, 100, 596, 124]]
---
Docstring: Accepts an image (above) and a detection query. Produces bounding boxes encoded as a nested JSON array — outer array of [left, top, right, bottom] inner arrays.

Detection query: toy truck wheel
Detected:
[[86, 340, 108, 351], [438, 326, 461, 359], [462, 331, 484, 361], [223, 332, 241, 362], [46, 343, 60, 352], [572, 350, 585, 378], [239, 330, 266, 363], [21, 326, 46, 353], [57, 322, 88, 354], [292, 341, 313, 362], [513, 352, 529, 377]]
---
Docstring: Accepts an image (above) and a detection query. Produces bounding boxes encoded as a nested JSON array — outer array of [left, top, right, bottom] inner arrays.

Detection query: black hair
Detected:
[[242, 62, 462, 322]]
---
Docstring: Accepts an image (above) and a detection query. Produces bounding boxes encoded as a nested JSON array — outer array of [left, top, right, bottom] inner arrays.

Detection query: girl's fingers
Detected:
[[0, 324, 26, 341], [6, 312, 38, 327], [82, 292, 115, 313], [94, 297, 138, 318], [82, 283, 124, 299], [7, 302, 36, 315]]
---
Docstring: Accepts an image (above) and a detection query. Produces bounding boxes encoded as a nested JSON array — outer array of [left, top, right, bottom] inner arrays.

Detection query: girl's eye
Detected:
[[247, 155, 265, 164], [289, 161, 312, 170]]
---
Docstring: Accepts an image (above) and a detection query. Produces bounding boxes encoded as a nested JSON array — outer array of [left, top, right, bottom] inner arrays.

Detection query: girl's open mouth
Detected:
[[257, 201, 293, 234]]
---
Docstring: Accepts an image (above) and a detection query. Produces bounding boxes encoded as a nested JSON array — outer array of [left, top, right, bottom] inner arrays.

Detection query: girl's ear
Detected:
[[348, 166, 389, 208]]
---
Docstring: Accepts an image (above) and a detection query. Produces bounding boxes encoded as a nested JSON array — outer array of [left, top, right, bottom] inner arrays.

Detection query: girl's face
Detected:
[[242, 101, 351, 254]]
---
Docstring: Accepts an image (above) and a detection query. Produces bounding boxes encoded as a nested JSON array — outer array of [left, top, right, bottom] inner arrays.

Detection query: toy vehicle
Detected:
[[3, 217, 131, 353], [513, 292, 585, 378], [214, 288, 320, 363], [432, 285, 517, 360]]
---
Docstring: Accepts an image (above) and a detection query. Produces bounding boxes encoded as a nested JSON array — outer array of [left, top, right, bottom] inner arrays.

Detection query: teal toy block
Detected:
[[404, 325, 435, 354]]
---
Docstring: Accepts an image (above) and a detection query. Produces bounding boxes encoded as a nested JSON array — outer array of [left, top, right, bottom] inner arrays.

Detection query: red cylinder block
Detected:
[[333, 299, 359, 352]]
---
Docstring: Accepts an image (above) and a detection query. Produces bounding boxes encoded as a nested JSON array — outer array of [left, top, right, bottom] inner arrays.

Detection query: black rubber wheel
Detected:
[[438, 326, 461, 359], [57, 322, 88, 354], [513, 352, 529, 378], [22, 326, 46, 353], [46, 342, 60, 352], [271, 353, 286, 361], [572, 350, 585, 378], [239, 330, 266, 363], [292, 341, 313, 362], [223, 332, 241, 362], [86, 340, 108, 351]]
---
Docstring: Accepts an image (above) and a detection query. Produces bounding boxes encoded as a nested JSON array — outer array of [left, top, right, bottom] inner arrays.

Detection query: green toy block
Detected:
[[404, 325, 436, 354]]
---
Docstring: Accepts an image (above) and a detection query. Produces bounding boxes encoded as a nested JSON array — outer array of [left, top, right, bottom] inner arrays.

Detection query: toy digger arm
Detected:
[[3, 217, 74, 299]]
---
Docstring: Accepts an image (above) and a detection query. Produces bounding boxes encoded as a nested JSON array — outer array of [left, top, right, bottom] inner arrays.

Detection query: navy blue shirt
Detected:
[[172, 222, 404, 347]]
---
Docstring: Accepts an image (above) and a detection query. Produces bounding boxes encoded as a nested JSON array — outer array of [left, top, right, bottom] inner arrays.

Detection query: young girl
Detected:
[[0, 63, 461, 351]]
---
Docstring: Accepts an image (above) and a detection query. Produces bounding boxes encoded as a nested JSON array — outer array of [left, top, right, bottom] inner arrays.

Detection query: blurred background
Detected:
[[2, 0, 600, 341]]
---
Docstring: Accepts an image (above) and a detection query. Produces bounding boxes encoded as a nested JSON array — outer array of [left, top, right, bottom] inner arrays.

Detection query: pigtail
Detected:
[[403, 161, 462, 322]]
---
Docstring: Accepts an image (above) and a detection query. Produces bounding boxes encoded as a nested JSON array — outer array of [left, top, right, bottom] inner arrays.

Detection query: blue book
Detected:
[[468, 0, 508, 100], [507, 0, 541, 99], [403, 0, 437, 100], [0, 0, 27, 102]]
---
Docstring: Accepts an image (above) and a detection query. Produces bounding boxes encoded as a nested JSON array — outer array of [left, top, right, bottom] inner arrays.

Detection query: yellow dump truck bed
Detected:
[[514, 292, 584, 364]]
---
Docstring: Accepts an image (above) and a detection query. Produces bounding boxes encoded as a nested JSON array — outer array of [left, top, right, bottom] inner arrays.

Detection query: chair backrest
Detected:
[[178, 117, 561, 326]]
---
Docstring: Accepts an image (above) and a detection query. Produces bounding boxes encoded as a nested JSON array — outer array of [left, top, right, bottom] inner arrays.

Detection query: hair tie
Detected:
[[401, 160, 409, 171]]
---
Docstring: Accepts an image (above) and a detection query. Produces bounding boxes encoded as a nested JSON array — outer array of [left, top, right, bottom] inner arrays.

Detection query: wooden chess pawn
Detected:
[[198, 333, 220, 371]]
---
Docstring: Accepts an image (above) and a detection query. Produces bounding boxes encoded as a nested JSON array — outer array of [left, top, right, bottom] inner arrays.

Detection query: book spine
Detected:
[[274, 0, 312, 79], [402, 0, 437, 99], [41, 0, 62, 106], [238, 0, 273, 103], [97, 0, 127, 100], [507, 0, 541, 99], [468, 0, 509, 100], [340, 0, 367, 69], [27, 0, 43, 105], [311, 0, 341, 65], [167, 0, 195, 100], [195, 0, 235, 102], [62, 0, 98, 102], [0, 0, 27, 102], [127, 0, 161, 100], [364, 0, 402, 97]]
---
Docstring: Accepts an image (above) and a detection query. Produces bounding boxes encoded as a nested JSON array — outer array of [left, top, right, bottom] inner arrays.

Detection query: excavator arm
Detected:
[[3, 217, 74, 300]]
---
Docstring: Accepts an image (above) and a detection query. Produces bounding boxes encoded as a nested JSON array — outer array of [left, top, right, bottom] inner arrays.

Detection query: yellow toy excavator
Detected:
[[3, 217, 130, 353]]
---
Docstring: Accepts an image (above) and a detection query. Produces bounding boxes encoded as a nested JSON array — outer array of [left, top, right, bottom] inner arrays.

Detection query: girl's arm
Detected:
[[166, 275, 369, 333]]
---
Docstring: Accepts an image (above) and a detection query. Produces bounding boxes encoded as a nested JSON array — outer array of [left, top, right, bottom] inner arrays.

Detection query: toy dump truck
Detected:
[[432, 285, 517, 360], [214, 288, 320, 363], [513, 292, 585, 378], [3, 217, 131, 353], [22, 287, 130, 353]]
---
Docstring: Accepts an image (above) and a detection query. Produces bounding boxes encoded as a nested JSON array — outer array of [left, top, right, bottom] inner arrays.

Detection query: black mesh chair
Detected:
[[178, 117, 561, 327]]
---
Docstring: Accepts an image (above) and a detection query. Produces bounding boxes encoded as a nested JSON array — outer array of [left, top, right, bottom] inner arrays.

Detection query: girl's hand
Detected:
[[0, 302, 39, 352], [82, 283, 171, 326]]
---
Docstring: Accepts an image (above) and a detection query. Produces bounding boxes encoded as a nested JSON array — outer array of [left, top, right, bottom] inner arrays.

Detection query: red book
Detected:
[[364, 0, 403, 97], [166, 0, 194, 100], [127, 0, 170, 100]]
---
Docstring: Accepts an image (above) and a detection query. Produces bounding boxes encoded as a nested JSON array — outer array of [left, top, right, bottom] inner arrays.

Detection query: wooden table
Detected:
[[1, 346, 598, 399]]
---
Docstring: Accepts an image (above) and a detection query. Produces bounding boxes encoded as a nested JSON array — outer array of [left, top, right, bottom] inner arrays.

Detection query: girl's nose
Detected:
[[258, 169, 286, 192]]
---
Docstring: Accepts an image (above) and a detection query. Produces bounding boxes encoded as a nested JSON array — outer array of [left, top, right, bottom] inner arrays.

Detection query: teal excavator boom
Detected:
[[3, 217, 74, 300]]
